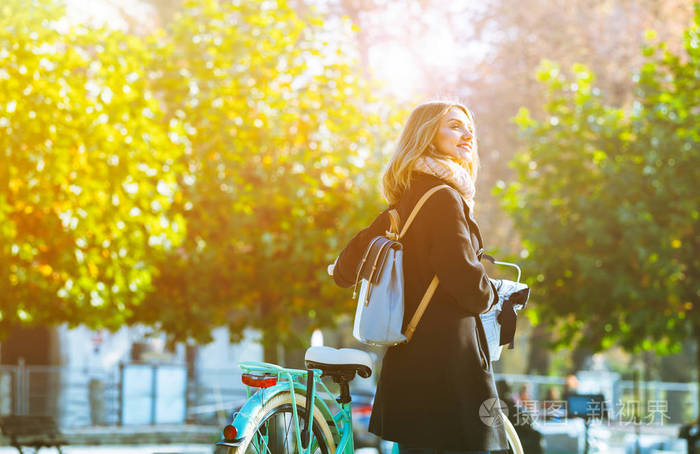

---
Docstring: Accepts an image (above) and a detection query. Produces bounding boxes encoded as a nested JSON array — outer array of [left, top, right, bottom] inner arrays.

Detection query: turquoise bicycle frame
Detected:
[[216, 361, 356, 454]]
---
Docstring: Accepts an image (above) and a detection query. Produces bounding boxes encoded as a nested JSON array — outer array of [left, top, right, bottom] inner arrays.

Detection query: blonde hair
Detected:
[[382, 100, 479, 205]]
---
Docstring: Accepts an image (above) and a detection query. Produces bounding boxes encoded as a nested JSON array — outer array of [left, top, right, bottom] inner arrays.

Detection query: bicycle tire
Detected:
[[226, 392, 336, 454], [502, 412, 524, 454]]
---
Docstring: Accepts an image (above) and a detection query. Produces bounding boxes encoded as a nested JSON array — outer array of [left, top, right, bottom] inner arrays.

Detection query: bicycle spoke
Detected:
[[264, 433, 273, 454], [270, 417, 276, 454], [255, 424, 269, 454], [243, 398, 330, 454], [252, 428, 263, 454], [250, 430, 258, 454], [253, 421, 270, 454], [282, 410, 291, 453], [250, 432, 258, 454], [309, 432, 319, 454]]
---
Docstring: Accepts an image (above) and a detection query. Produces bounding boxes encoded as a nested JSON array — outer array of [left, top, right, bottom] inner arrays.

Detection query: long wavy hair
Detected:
[[381, 100, 479, 205]]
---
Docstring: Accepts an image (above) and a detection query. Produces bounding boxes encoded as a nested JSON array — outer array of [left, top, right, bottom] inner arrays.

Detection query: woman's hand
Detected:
[[327, 257, 338, 277]]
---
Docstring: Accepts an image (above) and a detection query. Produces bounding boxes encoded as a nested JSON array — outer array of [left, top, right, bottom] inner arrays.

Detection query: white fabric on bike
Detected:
[[304, 346, 373, 372]]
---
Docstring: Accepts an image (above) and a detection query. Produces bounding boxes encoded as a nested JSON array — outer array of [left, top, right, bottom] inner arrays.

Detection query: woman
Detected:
[[332, 101, 508, 453]]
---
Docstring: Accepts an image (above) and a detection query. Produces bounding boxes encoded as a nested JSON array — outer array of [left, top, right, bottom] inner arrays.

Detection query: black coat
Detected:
[[333, 172, 508, 451]]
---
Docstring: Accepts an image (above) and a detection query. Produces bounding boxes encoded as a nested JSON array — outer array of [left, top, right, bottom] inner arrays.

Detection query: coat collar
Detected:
[[410, 171, 475, 217], [408, 171, 484, 252]]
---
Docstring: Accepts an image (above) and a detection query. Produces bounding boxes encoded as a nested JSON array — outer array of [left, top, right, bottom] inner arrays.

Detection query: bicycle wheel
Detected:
[[227, 392, 336, 454], [502, 412, 524, 454]]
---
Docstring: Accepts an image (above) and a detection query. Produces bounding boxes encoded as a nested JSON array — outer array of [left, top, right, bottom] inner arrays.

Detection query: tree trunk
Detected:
[[526, 324, 551, 375], [658, 339, 694, 423], [185, 345, 198, 423], [642, 350, 656, 414], [571, 345, 593, 373], [263, 330, 281, 365]]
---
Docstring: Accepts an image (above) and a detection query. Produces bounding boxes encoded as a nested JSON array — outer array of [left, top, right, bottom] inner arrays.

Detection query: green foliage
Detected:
[[498, 6, 700, 355], [0, 0, 401, 348], [0, 0, 186, 333], [138, 0, 401, 347]]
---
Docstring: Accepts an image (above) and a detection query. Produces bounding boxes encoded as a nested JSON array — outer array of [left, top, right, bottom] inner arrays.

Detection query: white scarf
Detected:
[[414, 155, 476, 211]]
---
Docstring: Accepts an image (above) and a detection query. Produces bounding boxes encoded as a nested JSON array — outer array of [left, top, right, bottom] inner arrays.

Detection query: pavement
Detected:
[[0, 424, 221, 453], [0, 421, 687, 453], [0, 446, 214, 454], [0, 446, 382, 454]]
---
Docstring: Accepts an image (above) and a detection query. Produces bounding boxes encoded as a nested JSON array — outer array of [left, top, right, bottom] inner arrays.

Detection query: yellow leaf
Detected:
[[38, 264, 53, 276], [9, 178, 22, 192], [88, 261, 98, 277]]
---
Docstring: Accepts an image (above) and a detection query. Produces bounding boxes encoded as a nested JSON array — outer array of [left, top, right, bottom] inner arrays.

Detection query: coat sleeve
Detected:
[[425, 188, 498, 315], [333, 210, 390, 288]]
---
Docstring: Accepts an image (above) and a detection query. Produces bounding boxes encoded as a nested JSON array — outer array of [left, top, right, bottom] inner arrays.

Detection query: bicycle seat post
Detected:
[[333, 374, 353, 405]]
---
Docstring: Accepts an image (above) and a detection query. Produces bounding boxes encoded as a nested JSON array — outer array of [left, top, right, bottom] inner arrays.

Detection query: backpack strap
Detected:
[[352, 236, 384, 299], [385, 210, 401, 240], [398, 184, 452, 239], [396, 184, 451, 342], [358, 185, 449, 298], [405, 275, 439, 341]]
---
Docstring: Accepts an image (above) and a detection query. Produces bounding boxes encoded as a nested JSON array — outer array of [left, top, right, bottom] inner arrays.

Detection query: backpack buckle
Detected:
[[385, 230, 399, 240]]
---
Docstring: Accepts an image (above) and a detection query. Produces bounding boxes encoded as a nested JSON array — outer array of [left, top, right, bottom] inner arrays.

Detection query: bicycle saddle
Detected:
[[304, 346, 373, 379]]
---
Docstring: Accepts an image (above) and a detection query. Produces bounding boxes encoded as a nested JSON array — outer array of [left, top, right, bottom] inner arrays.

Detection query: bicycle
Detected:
[[215, 254, 527, 454], [214, 345, 525, 454]]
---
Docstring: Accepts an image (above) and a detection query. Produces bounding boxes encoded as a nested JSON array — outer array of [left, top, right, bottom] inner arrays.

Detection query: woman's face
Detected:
[[431, 107, 475, 163]]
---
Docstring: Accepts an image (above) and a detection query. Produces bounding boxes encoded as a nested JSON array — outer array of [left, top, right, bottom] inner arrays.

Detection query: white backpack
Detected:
[[350, 185, 450, 346]]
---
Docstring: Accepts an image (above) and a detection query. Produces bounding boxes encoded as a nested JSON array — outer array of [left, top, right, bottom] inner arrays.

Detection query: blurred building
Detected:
[[0, 325, 262, 427]]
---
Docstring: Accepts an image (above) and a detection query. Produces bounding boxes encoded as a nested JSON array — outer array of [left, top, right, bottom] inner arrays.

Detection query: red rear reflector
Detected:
[[223, 424, 238, 440], [354, 404, 372, 416], [241, 373, 277, 388]]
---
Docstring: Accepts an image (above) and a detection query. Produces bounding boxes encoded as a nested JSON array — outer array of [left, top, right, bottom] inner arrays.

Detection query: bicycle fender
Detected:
[[215, 381, 336, 447]]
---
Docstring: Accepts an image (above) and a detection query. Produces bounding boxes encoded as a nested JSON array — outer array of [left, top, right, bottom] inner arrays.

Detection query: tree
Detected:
[[0, 0, 185, 335], [133, 0, 402, 360], [1, 0, 401, 360], [498, 3, 699, 410], [463, 0, 694, 375]]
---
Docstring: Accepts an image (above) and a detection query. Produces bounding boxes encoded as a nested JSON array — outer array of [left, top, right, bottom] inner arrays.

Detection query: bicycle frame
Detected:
[[216, 361, 356, 454]]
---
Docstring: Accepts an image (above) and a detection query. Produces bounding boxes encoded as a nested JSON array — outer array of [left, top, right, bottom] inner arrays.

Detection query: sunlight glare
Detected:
[[64, 0, 154, 30], [418, 28, 457, 68], [369, 43, 422, 99]]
